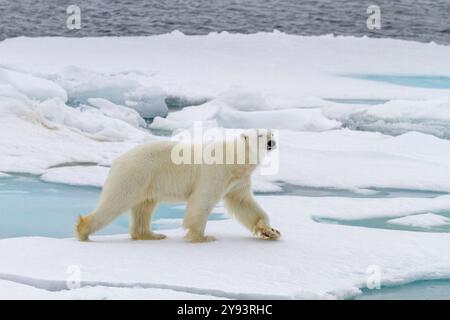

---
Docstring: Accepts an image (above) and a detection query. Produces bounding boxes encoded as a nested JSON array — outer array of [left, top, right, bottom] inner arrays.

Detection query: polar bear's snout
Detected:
[[267, 139, 276, 151]]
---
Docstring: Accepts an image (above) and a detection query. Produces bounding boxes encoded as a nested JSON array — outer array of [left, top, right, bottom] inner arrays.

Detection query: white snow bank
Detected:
[[365, 98, 450, 121], [87, 98, 146, 128], [0, 67, 67, 102], [150, 100, 220, 130], [1, 196, 450, 299], [387, 213, 450, 229], [150, 98, 340, 132], [323, 97, 450, 139], [0, 72, 152, 144], [151, 90, 450, 139], [216, 107, 341, 131], [0, 115, 147, 175], [36, 98, 149, 142], [51, 67, 168, 118]]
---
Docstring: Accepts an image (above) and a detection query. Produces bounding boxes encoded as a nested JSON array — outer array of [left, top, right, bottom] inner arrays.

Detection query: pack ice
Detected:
[[1, 32, 450, 299]]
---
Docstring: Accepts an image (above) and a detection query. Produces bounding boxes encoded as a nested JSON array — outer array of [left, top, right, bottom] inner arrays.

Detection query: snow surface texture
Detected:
[[0, 279, 223, 300], [2, 33, 450, 299]]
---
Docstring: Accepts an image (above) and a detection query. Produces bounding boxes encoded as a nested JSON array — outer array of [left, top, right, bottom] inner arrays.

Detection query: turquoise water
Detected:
[[259, 183, 447, 199], [0, 174, 225, 239], [325, 98, 387, 105], [350, 75, 450, 89], [314, 210, 450, 234], [357, 279, 450, 300]]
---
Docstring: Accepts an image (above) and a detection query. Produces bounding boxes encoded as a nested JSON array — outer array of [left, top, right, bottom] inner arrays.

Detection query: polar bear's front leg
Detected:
[[224, 180, 281, 240]]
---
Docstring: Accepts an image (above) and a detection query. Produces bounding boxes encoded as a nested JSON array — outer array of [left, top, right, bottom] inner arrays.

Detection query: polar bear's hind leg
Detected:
[[130, 200, 167, 240], [76, 161, 153, 241], [76, 188, 141, 241], [183, 192, 219, 243], [76, 201, 132, 241]]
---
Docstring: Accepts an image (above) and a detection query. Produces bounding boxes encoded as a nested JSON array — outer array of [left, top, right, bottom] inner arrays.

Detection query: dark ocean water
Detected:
[[0, 0, 449, 44]]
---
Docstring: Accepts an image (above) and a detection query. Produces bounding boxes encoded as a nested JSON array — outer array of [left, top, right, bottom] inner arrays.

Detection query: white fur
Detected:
[[76, 131, 280, 242]]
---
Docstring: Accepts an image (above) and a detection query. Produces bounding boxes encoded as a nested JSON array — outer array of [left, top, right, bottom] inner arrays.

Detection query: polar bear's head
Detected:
[[241, 129, 276, 150], [240, 129, 277, 164]]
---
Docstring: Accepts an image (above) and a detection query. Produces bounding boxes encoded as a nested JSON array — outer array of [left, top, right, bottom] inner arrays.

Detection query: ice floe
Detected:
[[1, 33, 450, 299]]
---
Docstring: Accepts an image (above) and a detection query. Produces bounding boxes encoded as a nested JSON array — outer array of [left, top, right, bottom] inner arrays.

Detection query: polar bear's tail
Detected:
[[76, 214, 92, 241]]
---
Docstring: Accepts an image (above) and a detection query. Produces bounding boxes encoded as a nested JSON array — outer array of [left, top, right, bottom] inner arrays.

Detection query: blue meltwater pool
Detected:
[[348, 74, 450, 89]]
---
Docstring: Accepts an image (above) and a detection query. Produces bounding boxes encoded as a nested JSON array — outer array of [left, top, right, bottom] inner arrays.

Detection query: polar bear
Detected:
[[76, 129, 280, 243]]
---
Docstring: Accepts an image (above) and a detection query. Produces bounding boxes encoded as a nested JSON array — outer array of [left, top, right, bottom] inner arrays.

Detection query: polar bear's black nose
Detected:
[[267, 140, 276, 150]]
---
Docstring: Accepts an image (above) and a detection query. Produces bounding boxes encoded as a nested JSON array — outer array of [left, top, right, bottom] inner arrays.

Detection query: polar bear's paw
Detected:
[[76, 214, 92, 241], [254, 221, 281, 240], [132, 232, 167, 240], [259, 227, 281, 240], [184, 232, 217, 243], [191, 235, 217, 243]]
